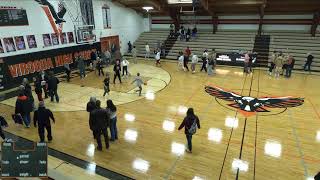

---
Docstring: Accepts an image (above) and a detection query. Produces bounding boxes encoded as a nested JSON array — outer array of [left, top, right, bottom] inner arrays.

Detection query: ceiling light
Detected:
[[142, 6, 153, 12]]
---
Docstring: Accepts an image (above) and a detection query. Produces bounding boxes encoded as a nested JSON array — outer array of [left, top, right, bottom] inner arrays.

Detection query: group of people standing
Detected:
[[269, 51, 296, 78], [87, 98, 118, 151], [178, 47, 217, 75]]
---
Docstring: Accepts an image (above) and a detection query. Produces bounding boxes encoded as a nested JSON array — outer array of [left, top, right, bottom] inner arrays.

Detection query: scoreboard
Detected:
[[1, 142, 48, 178], [0, 7, 29, 26]]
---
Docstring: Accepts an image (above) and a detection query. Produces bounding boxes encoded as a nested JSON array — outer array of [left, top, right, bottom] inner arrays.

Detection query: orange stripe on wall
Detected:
[[42, 6, 59, 34]]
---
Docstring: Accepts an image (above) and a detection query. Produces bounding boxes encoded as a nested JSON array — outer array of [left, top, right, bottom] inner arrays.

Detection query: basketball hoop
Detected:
[[75, 25, 96, 44]]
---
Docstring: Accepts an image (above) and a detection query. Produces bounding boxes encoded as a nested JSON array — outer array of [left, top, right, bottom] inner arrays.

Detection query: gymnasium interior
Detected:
[[0, 0, 319, 179]]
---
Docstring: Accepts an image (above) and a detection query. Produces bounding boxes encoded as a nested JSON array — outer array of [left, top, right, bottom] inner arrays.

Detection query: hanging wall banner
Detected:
[[1, 42, 100, 91]]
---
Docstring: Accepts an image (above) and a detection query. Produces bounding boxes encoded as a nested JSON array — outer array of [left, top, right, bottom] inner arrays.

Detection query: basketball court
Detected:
[[0, 0, 320, 179], [0, 59, 319, 179]]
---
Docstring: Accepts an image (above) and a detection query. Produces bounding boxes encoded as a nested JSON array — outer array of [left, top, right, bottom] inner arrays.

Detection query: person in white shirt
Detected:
[[191, 54, 198, 73], [122, 58, 130, 77], [178, 52, 184, 70], [145, 43, 150, 59], [200, 50, 208, 72], [155, 49, 161, 67]]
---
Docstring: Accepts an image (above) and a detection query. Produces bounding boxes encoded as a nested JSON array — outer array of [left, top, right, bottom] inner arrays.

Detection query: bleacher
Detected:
[[165, 30, 256, 60], [131, 29, 320, 72], [132, 30, 169, 57], [266, 31, 320, 71]]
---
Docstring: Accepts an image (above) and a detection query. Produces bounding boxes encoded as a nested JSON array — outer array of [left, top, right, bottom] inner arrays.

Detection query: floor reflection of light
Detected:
[[316, 131, 320, 142], [225, 116, 238, 128], [132, 158, 150, 173], [124, 129, 138, 142], [233, 71, 243, 76], [86, 143, 95, 157], [216, 69, 230, 75], [232, 159, 249, 172], [145, 91, 155, 100], [171, 142, 185, 156], [178, 105, 188, 115], [264, 140, 282, 158], [86, 162, 96, 175], [208, 128, 223, 143], [162, 120, 175, 132], [193, 176, 205, 180], [124, 113, 135, 122], [306, 177, 314, 180]]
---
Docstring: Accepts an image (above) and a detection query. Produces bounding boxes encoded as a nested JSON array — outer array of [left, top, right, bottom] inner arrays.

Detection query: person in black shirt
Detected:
[[178, 108, 200, 153], [304, 53, 314, 72], [113, 59, 122, 84], [33, 77, 43, 101], [47, 72, 60, 103], [90, 100, 110, 151], [103, 74, 110, 96], [97, 58, 104, 76], [34, 101, 55, 142]]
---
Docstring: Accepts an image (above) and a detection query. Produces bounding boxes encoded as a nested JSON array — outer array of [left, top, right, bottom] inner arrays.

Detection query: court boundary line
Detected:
[[218, 73, 249, 180], [235, 69, 255, 180], [288, 109, 310, 178]]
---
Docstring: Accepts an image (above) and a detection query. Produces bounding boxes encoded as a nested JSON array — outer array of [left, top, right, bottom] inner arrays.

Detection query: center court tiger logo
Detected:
[[205, 85, 304, 117]]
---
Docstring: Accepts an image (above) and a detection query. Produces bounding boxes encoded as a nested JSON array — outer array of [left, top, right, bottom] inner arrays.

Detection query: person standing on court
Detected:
[[128, 41, 132, 53], [77, 55, 86, 79], [86, 97, 97, 113], [34, 101, 55, 143], [39, 71, 49, 99], [113, 59, 122, 84], [122, 58, 130, 77], [132, 46, 137, 64], [15, 93, 33, 128], [244, 51, 250, 73], [90, 100, 110, 151], [191, 54, 198, 73], [178, 108, 200, 153], [63, 62, 71, 82], [97, 57, 104, 76], [106, 100, 118, 141], [33, 76, 43, 101], [104, 49, 111, 65], [201, 50, 208, 72], [285, 55, 295, 78], [47, 72, 60, 103], [155, 49, 161, 67], [103, 74, 110, 96], [274, 52, 284, 78], [145, 43, 150, 59], [304, 53, 314, 72]]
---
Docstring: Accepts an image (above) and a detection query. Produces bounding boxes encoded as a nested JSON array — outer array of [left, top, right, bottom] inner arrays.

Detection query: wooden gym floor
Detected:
[[0, 59, 320, 179]]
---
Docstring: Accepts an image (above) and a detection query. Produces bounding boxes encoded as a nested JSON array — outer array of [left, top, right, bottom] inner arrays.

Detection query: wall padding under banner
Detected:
[[0, 42, 101, 91]]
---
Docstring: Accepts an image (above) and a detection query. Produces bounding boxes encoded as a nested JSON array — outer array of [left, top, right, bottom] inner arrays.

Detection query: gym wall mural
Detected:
[[0, 42, 101, 91]]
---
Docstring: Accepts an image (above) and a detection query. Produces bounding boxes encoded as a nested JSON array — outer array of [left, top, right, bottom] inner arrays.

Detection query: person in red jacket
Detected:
[[15, 93, 33, 128], [178, 108, 200, 153]]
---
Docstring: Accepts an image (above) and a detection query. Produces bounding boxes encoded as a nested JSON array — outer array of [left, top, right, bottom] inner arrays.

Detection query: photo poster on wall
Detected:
[[3, 37, 16, 52], [14, 36, 26, 50], [0, 40, 4, 53], [43, 34, 52, 47], [51, 33, 59, 45], [60, 33, 68, 44], [27, 35, 37, 49], [67, 32, 74, 43]]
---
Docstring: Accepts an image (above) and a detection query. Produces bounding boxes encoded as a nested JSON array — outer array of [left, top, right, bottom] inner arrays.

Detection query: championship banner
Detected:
[[1, 42, 100, 91]]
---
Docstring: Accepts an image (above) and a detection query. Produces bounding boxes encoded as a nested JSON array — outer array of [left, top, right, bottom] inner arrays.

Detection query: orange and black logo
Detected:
[[205, 85, 304, 117]]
